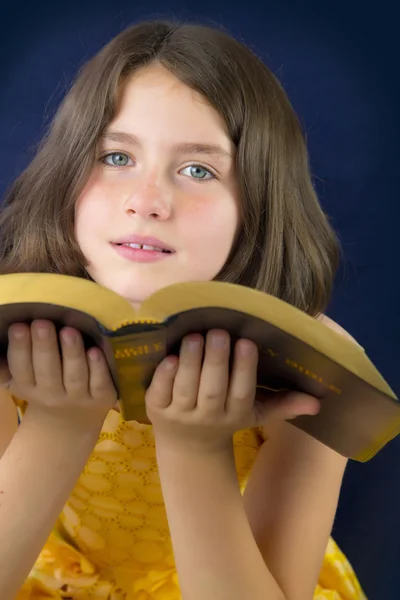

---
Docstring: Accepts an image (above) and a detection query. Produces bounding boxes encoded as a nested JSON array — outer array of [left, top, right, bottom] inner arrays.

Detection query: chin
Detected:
[[108, 280, 161, 306]]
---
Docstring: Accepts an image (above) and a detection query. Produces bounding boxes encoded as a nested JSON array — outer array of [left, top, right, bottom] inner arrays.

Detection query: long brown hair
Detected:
[[0, 20, 340, 315]]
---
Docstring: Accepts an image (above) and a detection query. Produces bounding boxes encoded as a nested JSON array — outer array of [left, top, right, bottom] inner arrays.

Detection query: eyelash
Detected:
[[99, 152, 217, 183]]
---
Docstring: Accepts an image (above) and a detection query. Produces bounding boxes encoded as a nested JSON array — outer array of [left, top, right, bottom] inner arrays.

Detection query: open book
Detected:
[[0, 272, 398, 461]]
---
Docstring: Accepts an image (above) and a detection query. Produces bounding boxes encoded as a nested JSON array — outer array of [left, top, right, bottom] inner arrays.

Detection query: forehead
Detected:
[[119, 63, 203, 106], [111, 64, 232, 145]]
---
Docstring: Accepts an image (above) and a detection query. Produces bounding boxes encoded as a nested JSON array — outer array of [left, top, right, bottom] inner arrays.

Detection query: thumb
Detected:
[[255, 389, 320, 425], [0, 357, 11, 388]]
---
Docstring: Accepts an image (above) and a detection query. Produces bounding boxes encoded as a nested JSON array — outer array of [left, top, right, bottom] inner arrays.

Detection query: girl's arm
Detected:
[[0, 389, 18, 456], [148, 330, 320, 600], [0, 321, 117, 600], [243, 421, 347, 600], [156, 423, 346, 600], [241, 314, 360, 599], [0, 397, 103, 599], [156, 440, 286, 600], [149, 320, 358, 600]]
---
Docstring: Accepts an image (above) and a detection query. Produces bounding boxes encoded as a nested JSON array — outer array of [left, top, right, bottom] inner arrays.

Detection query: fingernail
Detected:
[[61, 329, 76, 345], [185, 337, 202, 352], [88, 348, 101, 362], [36, 325, 50, 339], [163, 356, 178, 370], [10, 325, 26, 340], [238, 339, 255, 357], [210, 332, 228, 349]]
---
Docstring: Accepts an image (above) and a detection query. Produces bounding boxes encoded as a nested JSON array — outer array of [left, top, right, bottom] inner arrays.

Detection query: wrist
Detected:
[[152, 426, 234, 456], [23, 403, 106, 441], [155, 435, 236, 475]]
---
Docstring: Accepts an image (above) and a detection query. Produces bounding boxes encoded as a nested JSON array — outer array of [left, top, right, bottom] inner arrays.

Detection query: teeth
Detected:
[[122, 243, 165, 252]]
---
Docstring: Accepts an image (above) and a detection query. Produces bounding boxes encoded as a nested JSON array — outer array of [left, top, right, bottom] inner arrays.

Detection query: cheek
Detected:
[[75, 184, 111, 238], [75, 195, 94, 238], [180, 196, 239, 256]]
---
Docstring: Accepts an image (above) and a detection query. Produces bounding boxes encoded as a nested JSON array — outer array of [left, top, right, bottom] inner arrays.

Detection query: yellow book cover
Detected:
[[0, 272, 398, 461]]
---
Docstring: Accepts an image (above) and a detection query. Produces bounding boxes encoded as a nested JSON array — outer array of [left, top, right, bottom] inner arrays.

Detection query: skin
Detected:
[[0, 64, 355, 600], [75, 64, 240, 307]]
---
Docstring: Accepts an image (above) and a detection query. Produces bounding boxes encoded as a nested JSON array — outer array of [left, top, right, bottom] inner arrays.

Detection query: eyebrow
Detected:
[[100, 130, 234, 161]]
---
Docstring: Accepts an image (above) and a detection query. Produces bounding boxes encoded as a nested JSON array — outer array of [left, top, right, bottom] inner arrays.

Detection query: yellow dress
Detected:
[[15, 409, 366, 600]]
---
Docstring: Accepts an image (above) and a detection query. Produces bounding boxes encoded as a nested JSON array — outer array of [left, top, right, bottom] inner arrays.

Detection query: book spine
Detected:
[[109, 328, 167, 423]]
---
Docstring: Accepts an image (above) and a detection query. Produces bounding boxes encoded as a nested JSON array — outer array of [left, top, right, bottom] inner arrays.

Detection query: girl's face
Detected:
[[75, 64, 239, 308]]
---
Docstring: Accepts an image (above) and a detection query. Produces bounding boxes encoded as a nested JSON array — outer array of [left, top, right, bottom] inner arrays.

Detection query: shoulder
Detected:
[[316, 313, 364, 349]]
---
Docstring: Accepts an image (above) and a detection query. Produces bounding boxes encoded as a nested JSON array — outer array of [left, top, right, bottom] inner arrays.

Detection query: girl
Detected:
[[0, 19, 366, 600]]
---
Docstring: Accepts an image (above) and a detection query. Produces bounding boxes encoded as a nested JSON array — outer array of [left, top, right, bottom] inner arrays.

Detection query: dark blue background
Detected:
[[1, 1, 399, 597]]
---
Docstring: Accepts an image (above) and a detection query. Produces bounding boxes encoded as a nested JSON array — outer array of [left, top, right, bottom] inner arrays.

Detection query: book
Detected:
[[0, 272, 398, 461]]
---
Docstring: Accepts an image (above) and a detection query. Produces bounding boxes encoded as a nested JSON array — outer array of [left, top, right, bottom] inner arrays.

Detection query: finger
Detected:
[[255, 391, 320, 424], [172, 334, 204, 410], [7, 323, 35, 386], [60, 328, 90, 397], [226, 339, 258, 413], [31, 321, 63, 390], [197, 330, 230, 415], [146, 355, 179, 409], [87, 347, 118, 402]]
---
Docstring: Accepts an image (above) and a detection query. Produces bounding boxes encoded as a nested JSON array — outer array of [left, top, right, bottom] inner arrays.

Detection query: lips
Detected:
[[120, 243, 170, 253], [111, 235, 175, 254]]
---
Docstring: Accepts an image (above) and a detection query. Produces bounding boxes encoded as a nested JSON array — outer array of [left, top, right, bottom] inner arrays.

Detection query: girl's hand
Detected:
[[6, 320, 117, 431], [145, 329, 320, 453], [0, 356, 11, 387]]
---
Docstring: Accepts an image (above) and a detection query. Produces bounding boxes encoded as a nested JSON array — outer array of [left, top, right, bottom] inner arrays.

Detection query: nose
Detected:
[[123, 178, 172, 221]]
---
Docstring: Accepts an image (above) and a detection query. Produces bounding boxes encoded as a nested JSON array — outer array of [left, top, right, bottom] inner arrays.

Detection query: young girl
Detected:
[[0, 19, 366, 600]]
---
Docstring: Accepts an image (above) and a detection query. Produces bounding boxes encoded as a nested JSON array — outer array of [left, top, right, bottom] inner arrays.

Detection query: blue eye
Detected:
[[101, 152, 133, 167], [180, 165, 215, 181]]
